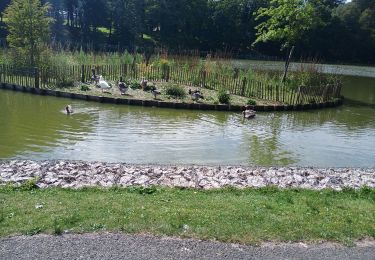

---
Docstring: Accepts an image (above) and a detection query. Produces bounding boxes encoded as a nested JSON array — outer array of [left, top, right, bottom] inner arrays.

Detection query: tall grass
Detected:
[[0, 48, 341, 89]]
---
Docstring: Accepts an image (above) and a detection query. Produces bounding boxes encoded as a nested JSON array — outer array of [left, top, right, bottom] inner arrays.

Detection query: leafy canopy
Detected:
[[4, 0, 53, 67], [254, 0, 321, 49]]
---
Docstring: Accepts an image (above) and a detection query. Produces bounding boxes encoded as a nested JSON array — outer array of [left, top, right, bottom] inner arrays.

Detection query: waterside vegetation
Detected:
[[1, 184, 374, 245], [0, 51, 342, 106]]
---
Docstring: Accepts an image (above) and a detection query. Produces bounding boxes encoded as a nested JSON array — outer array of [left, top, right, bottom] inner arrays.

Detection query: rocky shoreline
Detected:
[[0, 160, 374, 190]]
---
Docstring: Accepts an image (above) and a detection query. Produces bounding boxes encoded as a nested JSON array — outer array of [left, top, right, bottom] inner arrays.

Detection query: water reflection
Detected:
[[0, 74, 374, 167]]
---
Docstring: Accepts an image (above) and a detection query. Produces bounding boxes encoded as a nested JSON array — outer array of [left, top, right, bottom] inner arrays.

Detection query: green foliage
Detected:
[[80, 85, 90, 91], [128, 79, 141, 90], [128, 186, 158, 195], [3, 0, 53, 68], [19, 178, 39, 191], [217, 89, 231, 104], [56, 75, 74, 88], [53, 219, 63, 235], [165, 84, 186, 98], [1, 187, 375, 244], [247, 99, 257, 106], [254, 0, 321, 49]]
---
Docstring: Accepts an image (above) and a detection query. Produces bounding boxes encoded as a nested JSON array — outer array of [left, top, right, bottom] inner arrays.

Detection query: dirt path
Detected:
[[1, 233, 374, 260]]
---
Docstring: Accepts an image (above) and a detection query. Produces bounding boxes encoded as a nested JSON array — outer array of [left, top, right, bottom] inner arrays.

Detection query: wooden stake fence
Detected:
[[0, 64, 342, 105]]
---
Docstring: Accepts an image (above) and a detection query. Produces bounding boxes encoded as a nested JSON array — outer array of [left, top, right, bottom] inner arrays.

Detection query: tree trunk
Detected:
[[282, 46, 295, 83]]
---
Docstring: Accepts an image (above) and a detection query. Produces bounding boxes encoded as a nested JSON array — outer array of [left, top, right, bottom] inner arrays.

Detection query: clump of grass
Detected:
[[53, 219, 63, 235], [56, 75, 75, 88], [19, 178, 39, 191], [217, 89, 230, 104], [247, 99, 257, 106], [80, 85, 90, 91], [128, 79, 141, 90], [165, 84, 186, 98]]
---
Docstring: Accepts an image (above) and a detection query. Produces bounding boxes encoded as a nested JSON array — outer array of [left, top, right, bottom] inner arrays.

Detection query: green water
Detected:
[[0, 75, 374, 167]]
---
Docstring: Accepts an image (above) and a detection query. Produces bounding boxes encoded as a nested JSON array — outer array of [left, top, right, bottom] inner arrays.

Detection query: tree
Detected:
[[4, 0, 53, 67], [254, 0, 320, 49], [112, 0, 144, 48], [253, 0, 322, 81], [0, 0, 11, 23]]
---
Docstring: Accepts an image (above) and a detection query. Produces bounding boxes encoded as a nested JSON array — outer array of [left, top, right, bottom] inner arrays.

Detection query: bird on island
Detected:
[[98, 76, 111, 93], [65, 105, 73, 115], [189, 89, 204, 101], [151, 86, 161, 99], [118, 80, 129, 95], [91, 69, 100, 84], [242, 105, 256, 119], [140, 78, 148, 90]]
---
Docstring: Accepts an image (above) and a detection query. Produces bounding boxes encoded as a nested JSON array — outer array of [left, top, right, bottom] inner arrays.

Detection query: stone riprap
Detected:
[[0, 160, 374, 190]]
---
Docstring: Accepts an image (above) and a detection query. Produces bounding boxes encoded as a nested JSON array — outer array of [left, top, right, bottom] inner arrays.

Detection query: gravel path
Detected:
[[1, 234, 374, 260], [1, 160, 375, 190]]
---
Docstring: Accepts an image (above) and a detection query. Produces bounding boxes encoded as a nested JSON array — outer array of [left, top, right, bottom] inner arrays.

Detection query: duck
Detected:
[[91, 69, 100, 84], [242, 106, 256, 119], [65, 105, 73, 115], [140, 78, 148, 90], [189, 89, 204, 101], [118, 79, 129, 95], [98, 76, 111, 93], [151, 86, 161, 99]]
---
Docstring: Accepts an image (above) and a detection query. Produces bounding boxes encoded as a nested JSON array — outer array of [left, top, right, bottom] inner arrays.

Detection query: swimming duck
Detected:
[[242, 106, 256, 119], [65, 105, 73, 114]]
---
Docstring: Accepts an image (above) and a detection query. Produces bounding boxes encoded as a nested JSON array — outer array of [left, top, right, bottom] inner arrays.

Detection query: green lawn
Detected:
[[0, 186, 374, 245]]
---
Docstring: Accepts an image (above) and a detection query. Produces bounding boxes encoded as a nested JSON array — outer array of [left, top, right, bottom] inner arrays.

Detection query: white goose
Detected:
[[98, 76, 111, 93]]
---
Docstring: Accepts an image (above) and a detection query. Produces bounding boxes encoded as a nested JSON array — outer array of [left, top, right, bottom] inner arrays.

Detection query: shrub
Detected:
[[165, 84, 186, 98], [129, 79, 141, 90], [19, 178, 39, 191], [56, 75, 74, 88], [80, 85, 90, 91], [217, 89, 230, 104], [247, 99, 257, 106]]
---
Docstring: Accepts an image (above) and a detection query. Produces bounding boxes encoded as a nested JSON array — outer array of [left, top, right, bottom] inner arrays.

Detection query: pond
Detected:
[[0, 71, 374, 167]]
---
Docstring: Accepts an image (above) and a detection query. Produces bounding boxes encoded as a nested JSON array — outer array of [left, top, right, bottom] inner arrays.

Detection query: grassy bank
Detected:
[[1, 186, 374, 245], [67, 82, 275, 106]]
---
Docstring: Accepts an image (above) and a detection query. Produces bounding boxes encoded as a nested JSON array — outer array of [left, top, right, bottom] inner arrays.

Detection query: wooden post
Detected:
[[276, 84, 279, 101], [296, 86, 302, 104], [81, 64, 85, 83], [202, 70, 207, 88], [241, 77, 247, 96], [165, 66, 170, 82], [322, 84, 329, 102], [34, 67, 40, 88], [0, 64, 3, 83]]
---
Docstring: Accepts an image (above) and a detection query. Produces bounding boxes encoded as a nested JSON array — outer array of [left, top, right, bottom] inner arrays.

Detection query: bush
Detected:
[[19, 178, 39, 191], [128, 79, 141, 90], [217, 89, 230, 104], [247, 99, 257, 106], [56, 75, 75, 88], [165, 84, 186, 98], [80, 85, 90, 91]]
